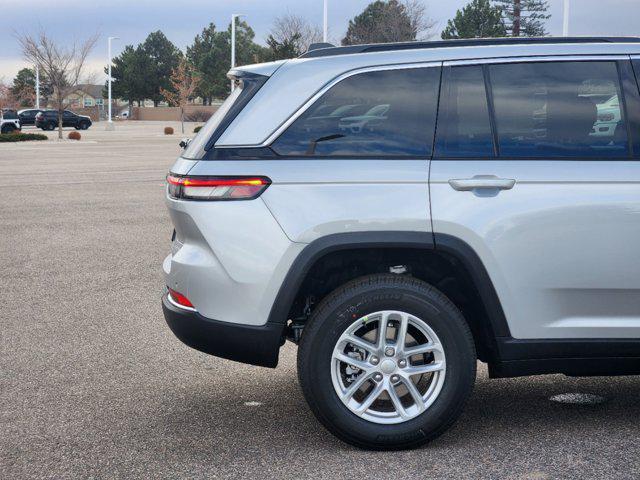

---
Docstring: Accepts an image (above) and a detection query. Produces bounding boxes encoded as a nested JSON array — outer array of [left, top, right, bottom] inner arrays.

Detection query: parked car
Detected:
[[35, 110, 92, 130], [17, 109, 43, 126], [338, 103, 390, 133], [162, 37, 640, 450], [0, 110, 21, 134]]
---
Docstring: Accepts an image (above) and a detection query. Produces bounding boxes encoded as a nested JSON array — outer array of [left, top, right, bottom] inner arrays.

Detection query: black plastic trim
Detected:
[[300, 37, 640, 59], [162, 294, 285, 368], [490, 357, 640, 378], [497, 337, 640, 360], [266, 231, 511, 342], [489, 337, 640, 377], [433, 234, 510, 337], [623, 59, 640, 157]]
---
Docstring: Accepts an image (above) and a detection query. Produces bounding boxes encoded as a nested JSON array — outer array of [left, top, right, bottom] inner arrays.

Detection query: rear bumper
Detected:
[[161, 293, 286, 368]]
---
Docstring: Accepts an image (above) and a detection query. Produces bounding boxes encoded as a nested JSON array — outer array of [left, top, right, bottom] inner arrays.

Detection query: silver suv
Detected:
[[162, 37, 640, 450]]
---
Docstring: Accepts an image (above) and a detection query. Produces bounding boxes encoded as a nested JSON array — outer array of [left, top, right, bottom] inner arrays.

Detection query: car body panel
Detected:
[[430, 159, 640, 339], [163, 185, 306, 326]]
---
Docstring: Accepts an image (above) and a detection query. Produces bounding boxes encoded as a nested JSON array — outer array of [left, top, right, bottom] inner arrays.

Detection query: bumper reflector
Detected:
[[167, 287, 195, 309]]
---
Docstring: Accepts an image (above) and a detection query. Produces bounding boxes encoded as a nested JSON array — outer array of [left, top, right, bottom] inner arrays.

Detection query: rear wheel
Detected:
[[46, 122, 56, 131], [1, 124, 15, 134], [297, 274, 476, 450], [78, 122, 89, 130]]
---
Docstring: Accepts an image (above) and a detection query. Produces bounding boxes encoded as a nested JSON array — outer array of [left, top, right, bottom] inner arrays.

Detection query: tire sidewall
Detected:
[[299, 279, 475, 447]]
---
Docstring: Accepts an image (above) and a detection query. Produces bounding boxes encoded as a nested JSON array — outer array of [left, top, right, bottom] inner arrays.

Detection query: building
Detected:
[[63, 84, 105, 109]]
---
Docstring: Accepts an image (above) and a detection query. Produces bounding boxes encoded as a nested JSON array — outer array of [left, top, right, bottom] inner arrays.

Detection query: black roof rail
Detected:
[[300, 37, 640, 59]]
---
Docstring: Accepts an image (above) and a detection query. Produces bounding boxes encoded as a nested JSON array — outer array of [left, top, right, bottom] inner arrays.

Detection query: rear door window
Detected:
[[272, 66, 441, 157], [434, 65, 494, 157], [489, 61, 629, 158]]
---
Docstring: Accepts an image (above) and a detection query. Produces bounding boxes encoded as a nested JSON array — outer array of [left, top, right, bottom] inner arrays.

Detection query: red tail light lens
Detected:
[[167, 287, 194, 309], [166, 175, 270, 200]]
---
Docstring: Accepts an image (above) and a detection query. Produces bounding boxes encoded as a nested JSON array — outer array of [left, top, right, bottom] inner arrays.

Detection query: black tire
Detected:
[[79, 122, 89, 130], [297, 274, 476, 450], [46, 122, 56, 131], [1, 125, 14, 134]]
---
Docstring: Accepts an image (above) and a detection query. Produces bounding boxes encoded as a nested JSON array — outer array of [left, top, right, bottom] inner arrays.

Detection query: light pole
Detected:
[[562, 0, 570, 37], [107, 36, 119, 130], [323, 0, 328, 42], [35, 65, 40, 109], [231, 14, 246, 92]]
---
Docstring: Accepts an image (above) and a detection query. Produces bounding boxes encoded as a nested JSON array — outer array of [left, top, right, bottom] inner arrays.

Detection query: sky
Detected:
[[1, 0, 639, 82]]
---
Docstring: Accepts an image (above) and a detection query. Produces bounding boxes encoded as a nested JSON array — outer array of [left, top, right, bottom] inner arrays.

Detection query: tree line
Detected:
[[5, 0, 551, 109]]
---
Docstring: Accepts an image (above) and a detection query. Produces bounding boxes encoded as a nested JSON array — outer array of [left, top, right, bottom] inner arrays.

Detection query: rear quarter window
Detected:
[[272, 66, 441, 158]]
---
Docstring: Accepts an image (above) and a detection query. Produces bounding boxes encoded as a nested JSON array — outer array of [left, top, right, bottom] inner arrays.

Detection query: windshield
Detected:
[[182, 87, 243, 159]]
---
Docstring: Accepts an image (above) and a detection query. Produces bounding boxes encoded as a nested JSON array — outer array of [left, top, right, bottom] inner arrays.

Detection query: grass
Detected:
[[0, 132, 48, 142]]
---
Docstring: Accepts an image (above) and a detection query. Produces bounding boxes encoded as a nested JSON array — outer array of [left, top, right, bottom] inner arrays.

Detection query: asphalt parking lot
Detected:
[[1, 121, 640, 479]]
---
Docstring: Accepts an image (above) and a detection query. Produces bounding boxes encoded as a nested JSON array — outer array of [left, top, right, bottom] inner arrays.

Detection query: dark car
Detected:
[[35, 110, 92, 130], [17, 109, 43, 126]]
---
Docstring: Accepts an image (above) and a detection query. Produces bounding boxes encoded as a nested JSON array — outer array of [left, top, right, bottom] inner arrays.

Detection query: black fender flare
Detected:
[[266, 231, 511, 341]]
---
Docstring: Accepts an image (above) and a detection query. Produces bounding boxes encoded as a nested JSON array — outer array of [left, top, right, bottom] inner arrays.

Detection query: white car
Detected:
[[0, 113, 21, 134]]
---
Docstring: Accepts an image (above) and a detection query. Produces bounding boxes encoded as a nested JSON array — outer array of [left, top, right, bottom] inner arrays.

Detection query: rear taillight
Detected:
[[167, 287, 194, 309], [166, 175, 270, 201]]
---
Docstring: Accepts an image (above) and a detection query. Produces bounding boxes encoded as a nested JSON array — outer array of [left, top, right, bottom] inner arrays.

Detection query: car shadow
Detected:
[[142, 360, 640, 463]]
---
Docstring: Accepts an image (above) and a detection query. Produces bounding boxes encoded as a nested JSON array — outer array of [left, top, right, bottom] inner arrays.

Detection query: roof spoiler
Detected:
[[306, 42, 336, 53]]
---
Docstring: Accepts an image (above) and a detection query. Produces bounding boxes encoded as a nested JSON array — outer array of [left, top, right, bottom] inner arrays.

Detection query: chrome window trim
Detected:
[[243, 61, 442, 149], [442, 54, 629, 67]]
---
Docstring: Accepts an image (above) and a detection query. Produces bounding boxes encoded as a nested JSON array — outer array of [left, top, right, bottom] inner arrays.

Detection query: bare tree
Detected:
[[17, 31, 98, 139], [270, 13, 323, 54], [0, 79, 19, 110], [402, 0, 437, 40], [160, 58, 201, 134]]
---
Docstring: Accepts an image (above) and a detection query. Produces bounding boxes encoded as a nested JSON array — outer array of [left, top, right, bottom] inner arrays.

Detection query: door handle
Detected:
[[448, 176, 516, 192]]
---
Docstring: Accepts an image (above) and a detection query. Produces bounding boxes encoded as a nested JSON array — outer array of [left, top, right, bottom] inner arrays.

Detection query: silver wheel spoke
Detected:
[[376, 313, 390, 350], [387, 383, 410, 420], [333, 351, 371, 372], [401, 377, 425, 413], [341, 373, 372, 401], [396, 313, 409, 353], [354, 381, 384, 415], [404, 361, 445, 376], [404, 342, 443, 357], [343, 334, 376, 354]]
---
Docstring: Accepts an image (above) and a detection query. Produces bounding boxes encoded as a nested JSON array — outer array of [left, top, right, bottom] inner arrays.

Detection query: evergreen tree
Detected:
[[142, 31, 182, 106], [186, 23, 219, 105], [342, 0, 416, 45], [492, 0, 550, 36], [186, 21, 266, 101], [106, 45, 153, 108], [265, 34, 302, 61], [11, 67, 53, 107], [442, 0, 506, 39]]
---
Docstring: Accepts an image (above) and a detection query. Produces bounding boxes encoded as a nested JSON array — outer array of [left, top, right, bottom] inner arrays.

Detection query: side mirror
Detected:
[[179, 138, 191, 149]]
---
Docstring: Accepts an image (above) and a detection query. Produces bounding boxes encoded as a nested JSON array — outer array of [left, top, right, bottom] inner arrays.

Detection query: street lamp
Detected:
[[323, 0, 328, 42], [562, 0, 570, 37], [107, 36, 119, 130], [231, 13, 246, 92], [35, 65, 40, 109]]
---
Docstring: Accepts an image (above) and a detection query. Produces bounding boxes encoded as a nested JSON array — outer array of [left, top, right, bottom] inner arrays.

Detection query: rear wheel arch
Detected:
[[269, 231, 510, 362]]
